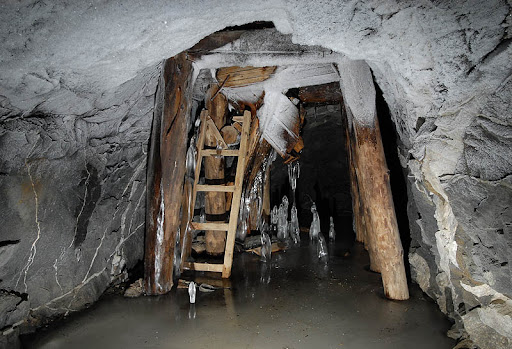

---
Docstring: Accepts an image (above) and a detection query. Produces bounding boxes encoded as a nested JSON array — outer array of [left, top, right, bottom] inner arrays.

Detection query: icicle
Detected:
[[328, 216, 336, 242], [277, 195, 289, 241], [185, 135, 197, 178], [260, 232, 272, 262], [317, 234, 328, 263], [236, 191, 250, 242], [289, 204, 300, 244], [309, 202, 321, 241], [173, 227, 182, 279], [287, 161, 300, 192]]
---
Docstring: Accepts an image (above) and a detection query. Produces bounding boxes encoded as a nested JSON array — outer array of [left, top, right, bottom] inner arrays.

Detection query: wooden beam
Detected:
[[204, 85, 228, 255], [144, 53, 193, 295], [341, 60, 409, 300], [216, 66, 277, 87], [298, 82, 343, 104]]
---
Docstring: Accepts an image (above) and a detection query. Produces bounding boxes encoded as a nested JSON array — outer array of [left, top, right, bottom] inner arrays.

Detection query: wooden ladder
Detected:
[[182, 109, 251, 278]]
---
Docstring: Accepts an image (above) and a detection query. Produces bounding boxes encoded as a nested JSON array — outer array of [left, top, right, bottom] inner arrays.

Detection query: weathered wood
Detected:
[[298, 82, 343, 103], [221, 125, 239, 145], [352, 117, 408, 300], [144, 53, 193, 295], [216, 66, 277, 87], [179, 178, 194, 271], [341, 59, 408, 300], [187, 30, 245, 60], [204, 85, 228, 255], [222, 110, 252, 278], [343, 111, 366, 246]]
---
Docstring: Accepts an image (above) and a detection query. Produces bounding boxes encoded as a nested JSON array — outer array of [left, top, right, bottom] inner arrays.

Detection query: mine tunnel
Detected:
[[1, 3, 511, 349]]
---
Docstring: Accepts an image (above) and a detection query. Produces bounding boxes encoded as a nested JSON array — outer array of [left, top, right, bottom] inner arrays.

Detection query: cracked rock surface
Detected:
[[0, 1, 511, 348]]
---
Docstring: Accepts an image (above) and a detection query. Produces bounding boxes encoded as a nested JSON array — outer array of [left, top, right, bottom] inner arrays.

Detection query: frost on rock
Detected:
[[309, 202, 321, 241], [260, 232, 272, 263], [289, 204, 300, 245], [277, 195, 289, 241], [317, 234, 328, 263], [328, 216, 335, 242]]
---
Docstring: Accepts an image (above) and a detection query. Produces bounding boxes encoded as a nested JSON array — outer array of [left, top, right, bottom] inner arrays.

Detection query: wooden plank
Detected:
[[202, 149, 239, 156], [196, 184, 235, 192], [144, 53, 193, 295], [222, 110, 252, 278], [204, 85, 229, 255], [190, 110, 209, 223], [216, 66, 277, 87], [206, 117, 228, 149], [183, 262, 224, 273], [191, 222, 229, 231], [232, 116, 244, 123], [298, 82, 343, 103]]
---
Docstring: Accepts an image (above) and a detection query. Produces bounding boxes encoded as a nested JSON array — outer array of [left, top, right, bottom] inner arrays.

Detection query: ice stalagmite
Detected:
[[309, 203, 320, 241], [185, 135, 197, 178], [328, 216, 335, 242], [289, 204, 300, 244], [317, 234, 328, 263], [277, 195, 289, 241], [260, 232, 272, 262], [271, 205, 278, 234]]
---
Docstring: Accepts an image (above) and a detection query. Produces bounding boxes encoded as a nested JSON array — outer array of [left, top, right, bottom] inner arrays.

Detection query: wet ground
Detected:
[[22, 235, 455, 349]]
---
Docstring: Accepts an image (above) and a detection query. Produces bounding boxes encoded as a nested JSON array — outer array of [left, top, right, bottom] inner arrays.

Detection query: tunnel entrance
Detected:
[[143, 25, 410, 301]]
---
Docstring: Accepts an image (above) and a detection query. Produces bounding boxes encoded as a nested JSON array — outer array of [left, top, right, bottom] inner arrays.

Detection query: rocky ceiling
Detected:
[[0, 1, 511, 348]]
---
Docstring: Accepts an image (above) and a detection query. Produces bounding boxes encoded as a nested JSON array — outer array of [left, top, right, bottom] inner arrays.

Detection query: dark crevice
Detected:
[[0, 240, 20, 247]]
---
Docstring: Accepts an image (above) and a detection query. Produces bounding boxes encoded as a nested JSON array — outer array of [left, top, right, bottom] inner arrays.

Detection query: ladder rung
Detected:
[[196, 184, 235, 192], [191, 222, 229, 231], [201, 149, 239, 156], [182, 262, 223, 273]]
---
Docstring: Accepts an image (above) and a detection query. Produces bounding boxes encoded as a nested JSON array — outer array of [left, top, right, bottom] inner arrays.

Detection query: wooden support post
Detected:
[[204, 85, 228, 255], [144, 53, 193, 295], [179, 178, 194, 271], [343, 110, 366, 245], [340, 60, 409, 300]]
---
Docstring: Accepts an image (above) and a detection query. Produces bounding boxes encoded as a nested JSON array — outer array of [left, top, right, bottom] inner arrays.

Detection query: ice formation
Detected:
[[288, 161, 300, 193], [309, 203, 320, 241], [236, 190, 250, 242], [271, 205, 278, 234], [277, 195, 289, 241], [317, 234, 328, 263], [289, 204, 300, 244], [260, 232, 272, 263], [328, 216, 335, 242], [185, 135, 197, 178], [188, 281, 197, 304]]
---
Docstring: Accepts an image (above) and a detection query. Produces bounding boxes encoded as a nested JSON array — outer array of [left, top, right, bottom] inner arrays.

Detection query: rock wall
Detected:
[[0, 65, 158, 345], [0, 1, 510, 348]]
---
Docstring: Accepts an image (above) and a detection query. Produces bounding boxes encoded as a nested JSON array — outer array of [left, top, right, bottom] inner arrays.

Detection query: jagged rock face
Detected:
[[0, 1, 511, 348]]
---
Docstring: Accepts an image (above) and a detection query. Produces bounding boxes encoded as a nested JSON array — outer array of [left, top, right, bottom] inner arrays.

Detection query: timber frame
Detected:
[[144, 27, 409, 300]]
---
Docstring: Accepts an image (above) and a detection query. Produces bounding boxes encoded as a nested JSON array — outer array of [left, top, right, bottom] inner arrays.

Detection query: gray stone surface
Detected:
[[0, 1, 511, 348]]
